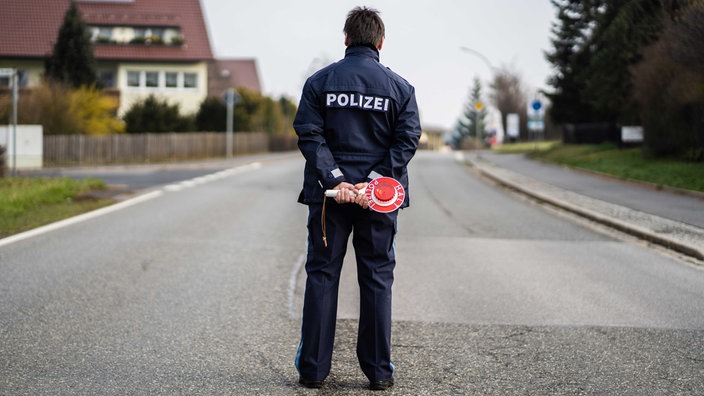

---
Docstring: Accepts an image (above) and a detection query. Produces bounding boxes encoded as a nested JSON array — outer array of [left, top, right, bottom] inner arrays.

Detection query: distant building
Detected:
[[0, 0, 261, 116], [421, 126, 449, 151], [208, 59, 262, 99]]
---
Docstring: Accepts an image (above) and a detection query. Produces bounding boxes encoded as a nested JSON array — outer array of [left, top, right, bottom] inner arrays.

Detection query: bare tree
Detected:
[[667, 2, 704, 70], [490, 65, 528, 140], [631, 1, 704, 159]]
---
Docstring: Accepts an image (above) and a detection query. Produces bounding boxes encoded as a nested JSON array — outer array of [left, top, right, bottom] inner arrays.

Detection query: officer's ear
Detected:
[[377, 38, 384, 51], [344, 35, 349, 47]]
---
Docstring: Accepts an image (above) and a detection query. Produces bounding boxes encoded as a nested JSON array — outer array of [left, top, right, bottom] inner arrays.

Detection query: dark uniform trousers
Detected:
[[296, 201, 398, 382]]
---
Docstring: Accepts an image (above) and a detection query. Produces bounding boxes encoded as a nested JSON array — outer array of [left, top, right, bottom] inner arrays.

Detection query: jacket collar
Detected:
[[345, 45, 379, 61]]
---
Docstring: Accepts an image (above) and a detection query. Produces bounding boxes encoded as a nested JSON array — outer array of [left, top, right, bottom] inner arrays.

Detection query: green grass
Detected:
[[492, 140, 561, 154], [512, 142, 704, 193], [0, 177, 114, 238]]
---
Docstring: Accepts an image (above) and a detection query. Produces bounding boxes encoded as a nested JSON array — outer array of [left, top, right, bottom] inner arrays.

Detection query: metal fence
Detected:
[[42, 132, 297, 166]]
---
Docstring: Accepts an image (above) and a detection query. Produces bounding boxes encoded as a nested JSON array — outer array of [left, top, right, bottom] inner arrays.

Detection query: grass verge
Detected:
[[498, 142, 704, 193], [0, 177, 114, 238], [492, 141, 560, 154]]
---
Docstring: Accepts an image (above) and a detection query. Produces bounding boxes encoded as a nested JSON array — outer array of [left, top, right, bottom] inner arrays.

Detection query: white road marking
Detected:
[[288, 250, 307, 319]]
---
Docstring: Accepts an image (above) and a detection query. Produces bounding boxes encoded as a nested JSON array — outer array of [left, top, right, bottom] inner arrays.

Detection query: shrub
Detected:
[[0, 81, 124, 135], [195, 96, 226, 131], [123, 95, 195, 133]]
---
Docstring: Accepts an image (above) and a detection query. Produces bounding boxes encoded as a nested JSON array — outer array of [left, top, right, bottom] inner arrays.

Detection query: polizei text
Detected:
[[326, 93, 390, 112]]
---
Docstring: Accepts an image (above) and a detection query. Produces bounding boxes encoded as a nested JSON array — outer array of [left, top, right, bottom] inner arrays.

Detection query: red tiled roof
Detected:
[[208, 59, 262, 96], [0, 0, 213, 61]]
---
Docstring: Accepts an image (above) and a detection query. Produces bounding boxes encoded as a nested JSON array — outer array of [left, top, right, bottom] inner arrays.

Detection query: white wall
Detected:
[[0, 125, 43, 169]]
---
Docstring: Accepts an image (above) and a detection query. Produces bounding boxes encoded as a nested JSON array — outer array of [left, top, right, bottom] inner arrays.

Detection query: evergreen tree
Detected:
[[45, 1, 97, 88], [544, 0, 604, 124], [582, 0, 665, 123], [545, 0, 682, 125], [457, 77, 488, 143]]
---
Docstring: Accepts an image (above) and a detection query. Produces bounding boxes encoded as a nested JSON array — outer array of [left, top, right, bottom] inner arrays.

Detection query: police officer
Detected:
[[293, 6, 421, 391]]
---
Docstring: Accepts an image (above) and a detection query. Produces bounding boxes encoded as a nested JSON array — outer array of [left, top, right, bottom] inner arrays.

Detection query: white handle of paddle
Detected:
[[324, 187, 366, 198]]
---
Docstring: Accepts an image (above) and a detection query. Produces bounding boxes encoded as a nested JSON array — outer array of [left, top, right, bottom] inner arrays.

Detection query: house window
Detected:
[[183, 73, 197, 88], [145, 71, 159, 88], [133, 27, 146, 39], [18, 71, 28, 87], [165, 72, 178, 88], [125, 70, 200, 89], [150, 28, 164, 41], [0, 70, 28, 88], [98, 27, 112, 42], [127, 71, 140, 87], [98, 71, 115, 88]]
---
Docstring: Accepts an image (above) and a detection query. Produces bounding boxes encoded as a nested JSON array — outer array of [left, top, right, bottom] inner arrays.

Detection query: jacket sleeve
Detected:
[[293, 80, 347, 189], [370, 87, 422, 181]]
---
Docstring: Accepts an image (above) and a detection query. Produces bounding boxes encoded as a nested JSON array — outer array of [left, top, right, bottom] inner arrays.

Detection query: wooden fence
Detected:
[[43, 132, 297, 166]]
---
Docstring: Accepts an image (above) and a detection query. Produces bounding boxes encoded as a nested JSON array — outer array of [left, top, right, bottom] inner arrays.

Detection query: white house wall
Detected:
[[0, 60, 44, 87], [116, 61, 208, 116]]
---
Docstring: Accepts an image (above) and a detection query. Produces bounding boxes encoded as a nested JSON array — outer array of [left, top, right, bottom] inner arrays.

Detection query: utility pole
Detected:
[[224, 88, 239, 159]]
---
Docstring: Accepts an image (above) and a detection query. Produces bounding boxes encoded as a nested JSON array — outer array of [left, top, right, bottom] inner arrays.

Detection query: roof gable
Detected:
[[208, 59, 262, 96], [0, 0, 213, 62]]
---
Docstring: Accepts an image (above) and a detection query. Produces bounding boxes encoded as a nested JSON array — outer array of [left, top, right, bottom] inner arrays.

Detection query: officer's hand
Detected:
[[353, 182, 369, 209], [332, 182, 357, 204]]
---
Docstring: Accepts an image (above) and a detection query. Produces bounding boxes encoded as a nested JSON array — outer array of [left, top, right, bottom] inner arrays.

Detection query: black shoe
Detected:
[[370, 377, 394, 391], [299, 377, 324, 389]]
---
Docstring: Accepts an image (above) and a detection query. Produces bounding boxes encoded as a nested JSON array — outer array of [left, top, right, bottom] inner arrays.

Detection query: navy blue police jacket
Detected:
[[294, 45, 422, 207]]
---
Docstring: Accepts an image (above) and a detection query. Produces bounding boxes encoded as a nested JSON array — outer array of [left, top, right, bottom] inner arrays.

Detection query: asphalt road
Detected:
[[2, 151, 703, 395]]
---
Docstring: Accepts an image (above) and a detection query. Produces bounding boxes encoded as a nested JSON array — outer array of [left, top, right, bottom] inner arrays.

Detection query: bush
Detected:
[[195, 89, 297, 135], [70, 86, 125, 135], [0, 81, 124, 135], [195, 96, 226, 131], [123, 95, 195, 133]]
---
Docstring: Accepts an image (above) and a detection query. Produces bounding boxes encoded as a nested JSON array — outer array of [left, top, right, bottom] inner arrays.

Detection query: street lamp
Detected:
[[459, 46, 495, 73]]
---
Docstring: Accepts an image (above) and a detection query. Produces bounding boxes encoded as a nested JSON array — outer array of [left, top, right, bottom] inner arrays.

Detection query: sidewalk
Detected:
[[462, 151, 704, 262]]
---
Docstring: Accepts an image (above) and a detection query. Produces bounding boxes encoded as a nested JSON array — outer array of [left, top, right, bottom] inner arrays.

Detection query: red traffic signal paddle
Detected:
[[325, 177, 405, 213]]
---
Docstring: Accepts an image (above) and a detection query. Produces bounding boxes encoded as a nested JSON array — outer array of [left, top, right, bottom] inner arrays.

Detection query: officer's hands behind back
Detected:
[[332, 182, 369, 209]]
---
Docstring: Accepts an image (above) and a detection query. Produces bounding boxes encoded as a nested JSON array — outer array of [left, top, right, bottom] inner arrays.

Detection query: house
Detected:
[[208, 59, 262, 99], [0, 0, 261, 116]]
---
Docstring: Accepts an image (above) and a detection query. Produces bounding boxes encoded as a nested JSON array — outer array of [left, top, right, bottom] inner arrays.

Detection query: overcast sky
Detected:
[[201, 1, 556, 130]]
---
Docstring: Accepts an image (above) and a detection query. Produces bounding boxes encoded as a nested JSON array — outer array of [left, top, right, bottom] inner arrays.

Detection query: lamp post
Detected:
[[459, 46, 495, 73], [224, 88, 239, 159]]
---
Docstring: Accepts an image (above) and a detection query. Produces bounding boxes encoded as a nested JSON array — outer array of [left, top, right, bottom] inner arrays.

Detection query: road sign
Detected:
[[223, 89, 240, 107], [531, 100, 542, 111], [506, 113, 520, 138]]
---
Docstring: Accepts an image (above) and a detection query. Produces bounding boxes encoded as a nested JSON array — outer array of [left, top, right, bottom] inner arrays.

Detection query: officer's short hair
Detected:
[[344, 6, 385, 48]]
